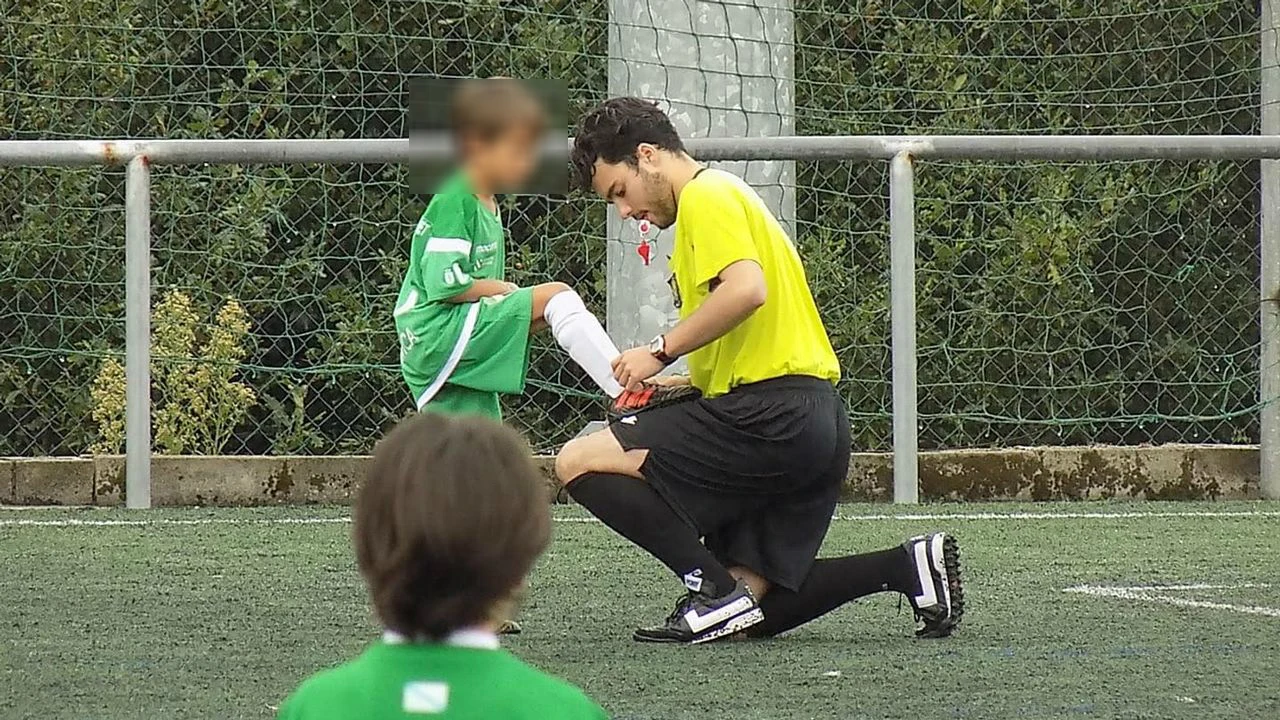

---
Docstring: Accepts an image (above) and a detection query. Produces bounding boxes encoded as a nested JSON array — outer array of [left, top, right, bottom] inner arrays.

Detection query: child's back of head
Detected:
[[279, 414, 608, 718], [355, 412, 550, 640]]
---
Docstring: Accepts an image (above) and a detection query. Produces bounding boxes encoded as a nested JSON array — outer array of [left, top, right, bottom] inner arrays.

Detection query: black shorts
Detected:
[[611, 375, 851, 591]]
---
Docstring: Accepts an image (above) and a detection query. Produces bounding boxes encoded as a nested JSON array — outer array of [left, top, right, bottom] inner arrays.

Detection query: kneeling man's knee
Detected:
[[555, 429, 643, 487], [554, 437, 589, 486]]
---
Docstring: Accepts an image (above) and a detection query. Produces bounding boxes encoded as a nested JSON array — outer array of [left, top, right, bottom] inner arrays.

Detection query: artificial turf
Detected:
[[2, 502, 1277, 719]]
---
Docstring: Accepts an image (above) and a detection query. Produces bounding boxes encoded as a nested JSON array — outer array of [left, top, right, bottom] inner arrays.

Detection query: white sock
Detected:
[[543, 290, 625, 398]]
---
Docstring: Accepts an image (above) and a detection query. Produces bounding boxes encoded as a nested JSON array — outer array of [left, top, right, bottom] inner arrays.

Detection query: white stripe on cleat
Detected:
[[911, 538, 938, 609], [691, 608, 764, 644]]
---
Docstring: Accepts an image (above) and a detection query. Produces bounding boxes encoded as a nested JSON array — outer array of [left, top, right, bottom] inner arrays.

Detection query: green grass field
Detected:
[[3, 502, 1279, 719]]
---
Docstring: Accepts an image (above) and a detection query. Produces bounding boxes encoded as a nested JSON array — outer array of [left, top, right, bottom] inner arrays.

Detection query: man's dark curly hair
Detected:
[[571, 97, 687, 191]]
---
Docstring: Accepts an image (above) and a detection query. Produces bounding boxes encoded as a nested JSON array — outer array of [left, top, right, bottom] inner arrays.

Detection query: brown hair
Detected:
[[354, 413, 551, 640], [571, 97, 687, 191], [450, 77, 548, 148]]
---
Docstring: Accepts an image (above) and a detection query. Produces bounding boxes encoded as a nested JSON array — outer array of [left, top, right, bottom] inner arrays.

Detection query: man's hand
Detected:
[[611, 347, 665, 391]]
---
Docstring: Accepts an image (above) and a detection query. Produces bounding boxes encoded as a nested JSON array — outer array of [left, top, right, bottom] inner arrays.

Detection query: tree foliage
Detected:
[[0, 0, 1261, 454]]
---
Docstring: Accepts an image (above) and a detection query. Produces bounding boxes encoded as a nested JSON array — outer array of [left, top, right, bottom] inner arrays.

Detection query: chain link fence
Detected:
[[0, 0, 1264, 455]]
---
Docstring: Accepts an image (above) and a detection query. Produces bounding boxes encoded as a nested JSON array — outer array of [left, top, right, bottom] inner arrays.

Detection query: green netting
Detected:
[[0, 0, 1265, 455], [796, 1, 1260, 449]]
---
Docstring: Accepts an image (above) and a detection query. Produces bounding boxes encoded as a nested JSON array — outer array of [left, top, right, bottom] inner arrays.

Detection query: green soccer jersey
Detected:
[[394, 172, 534, 419], [278, 631, 607, 720]]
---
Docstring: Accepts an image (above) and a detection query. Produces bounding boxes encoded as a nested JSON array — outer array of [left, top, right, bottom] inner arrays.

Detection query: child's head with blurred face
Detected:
[[451, 78, 548, 193]]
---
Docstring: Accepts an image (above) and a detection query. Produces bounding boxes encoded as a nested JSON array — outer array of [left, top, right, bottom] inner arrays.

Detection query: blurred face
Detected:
[[590, 144, 678, 228], [466, 125, 541, 193]]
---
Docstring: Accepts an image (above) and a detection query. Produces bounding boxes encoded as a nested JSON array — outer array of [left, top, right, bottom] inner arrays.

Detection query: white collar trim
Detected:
[[381, 628, 500, 650]]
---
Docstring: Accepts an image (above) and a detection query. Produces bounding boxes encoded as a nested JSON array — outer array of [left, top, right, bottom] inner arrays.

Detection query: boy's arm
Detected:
[[442, 279, 517, 303], [416, 195, 516, 303]]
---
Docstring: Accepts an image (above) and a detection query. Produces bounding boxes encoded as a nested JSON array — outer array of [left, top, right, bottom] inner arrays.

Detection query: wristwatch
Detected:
[[649, 334, 677, 366]]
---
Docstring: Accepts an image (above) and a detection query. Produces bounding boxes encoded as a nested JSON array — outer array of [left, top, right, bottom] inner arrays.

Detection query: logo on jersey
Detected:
[[443, 262, 471, 286], [473, 241, 497, 270], [398, 329, 419, 362], [402, 681, 449, 714]]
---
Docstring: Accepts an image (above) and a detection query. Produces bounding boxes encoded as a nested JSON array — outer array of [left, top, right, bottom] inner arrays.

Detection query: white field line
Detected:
[[0, 517, 352, 527], [1071, 582, 1273, 592], [1064, 584, 1280, 619], [0, 508, 1278, 528], [841, 510, 1280, 521]]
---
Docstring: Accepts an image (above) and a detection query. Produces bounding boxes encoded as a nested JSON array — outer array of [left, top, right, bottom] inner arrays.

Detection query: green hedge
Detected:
[[0, 0, 1262, 454]]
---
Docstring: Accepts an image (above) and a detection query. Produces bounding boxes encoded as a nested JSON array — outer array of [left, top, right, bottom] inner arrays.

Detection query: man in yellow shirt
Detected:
[[557, 97, 966, 644]]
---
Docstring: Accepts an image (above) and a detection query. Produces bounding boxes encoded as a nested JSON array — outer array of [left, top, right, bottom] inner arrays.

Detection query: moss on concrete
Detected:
[[9, 445, 1260, 507]]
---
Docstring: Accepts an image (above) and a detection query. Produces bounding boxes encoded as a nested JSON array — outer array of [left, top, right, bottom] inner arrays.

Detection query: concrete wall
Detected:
[[0, 445, 1260, 506]]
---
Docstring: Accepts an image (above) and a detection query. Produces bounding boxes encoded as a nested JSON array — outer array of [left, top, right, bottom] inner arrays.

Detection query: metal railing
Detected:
[[3, 135, 1279, 507]]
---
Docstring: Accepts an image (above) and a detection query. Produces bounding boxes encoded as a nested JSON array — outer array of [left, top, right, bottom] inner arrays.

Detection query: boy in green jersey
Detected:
[[395, 78, 692, 420], [278, 413, 608, 720]]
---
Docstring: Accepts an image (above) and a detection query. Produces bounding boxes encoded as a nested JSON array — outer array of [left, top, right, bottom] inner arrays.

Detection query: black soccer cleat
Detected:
[[609, 382, 701, 420], [903, 532, 965, 638], [633, 578, 764, 644], [497, 619, 522, 635]]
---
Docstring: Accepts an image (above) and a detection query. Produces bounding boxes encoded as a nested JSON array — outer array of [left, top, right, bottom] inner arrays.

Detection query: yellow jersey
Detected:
[[669, 169, 840, 397]]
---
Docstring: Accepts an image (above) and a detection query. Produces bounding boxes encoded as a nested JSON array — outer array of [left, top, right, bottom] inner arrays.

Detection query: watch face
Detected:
[[649, 337, 663, 354]]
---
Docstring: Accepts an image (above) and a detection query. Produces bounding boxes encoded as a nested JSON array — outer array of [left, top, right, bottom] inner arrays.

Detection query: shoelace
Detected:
[[898, 593, 928, 622], [665, 592, 695, 624]]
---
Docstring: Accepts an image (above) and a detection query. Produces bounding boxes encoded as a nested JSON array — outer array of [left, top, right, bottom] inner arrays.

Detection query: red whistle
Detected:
[[637, 240, 652, 266]]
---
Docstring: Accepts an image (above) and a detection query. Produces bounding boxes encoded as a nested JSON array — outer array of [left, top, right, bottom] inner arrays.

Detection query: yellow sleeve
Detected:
[[681, 180, 761, 288]]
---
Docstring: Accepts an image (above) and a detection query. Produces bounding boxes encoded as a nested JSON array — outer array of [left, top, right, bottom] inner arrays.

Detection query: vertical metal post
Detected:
[[125, 156, 152, 509], [890, 152, 919, 504], [605, 0, 795, 354], [1263, 0, 1280, 499]]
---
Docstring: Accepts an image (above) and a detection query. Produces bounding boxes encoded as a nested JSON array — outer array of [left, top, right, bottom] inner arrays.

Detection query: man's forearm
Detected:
[[445, 279, 514, 303], [663, 279, 764, 357]]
